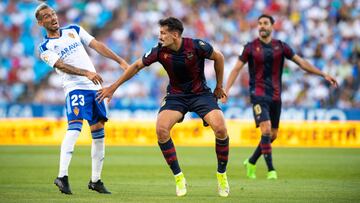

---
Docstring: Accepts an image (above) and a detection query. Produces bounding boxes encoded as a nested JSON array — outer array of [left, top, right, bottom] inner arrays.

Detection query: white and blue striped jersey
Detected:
[[38, 24, 100, 95]]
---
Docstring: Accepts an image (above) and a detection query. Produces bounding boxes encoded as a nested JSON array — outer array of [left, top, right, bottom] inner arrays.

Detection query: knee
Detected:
[[214, 125, 228, 139], [271, 132, 278, 141], [263, 127, 271, 135], [260, 123, 272, 135], [61, 139, 75, 152], [156, 125, 170, 143], [63, 123, 82, 151], [90, 121, 105, 132]]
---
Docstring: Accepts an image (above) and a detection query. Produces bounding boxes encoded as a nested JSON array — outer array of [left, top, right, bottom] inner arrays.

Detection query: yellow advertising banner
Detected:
[[0, 119, 359, 147]]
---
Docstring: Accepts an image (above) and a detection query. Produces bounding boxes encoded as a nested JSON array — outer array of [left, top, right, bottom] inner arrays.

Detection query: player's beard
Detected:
[[160, 41, 170, 48], [48, 26, 59, 32], [48, 20, 59, 32], [259, 29, 271, 38]]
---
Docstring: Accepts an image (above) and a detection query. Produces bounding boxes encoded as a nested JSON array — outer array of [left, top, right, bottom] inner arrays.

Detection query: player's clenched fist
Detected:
[[214, 86, 227, 99]]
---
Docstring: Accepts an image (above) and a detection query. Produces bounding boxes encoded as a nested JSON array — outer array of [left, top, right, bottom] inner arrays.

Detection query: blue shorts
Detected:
[[252, 100, 281, 128], [65, 89, 108, 126], [159, 93, 221, 126]]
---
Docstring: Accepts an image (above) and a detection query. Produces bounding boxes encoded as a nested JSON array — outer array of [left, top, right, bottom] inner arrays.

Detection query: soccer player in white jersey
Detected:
[[35, 3, 129, 195]]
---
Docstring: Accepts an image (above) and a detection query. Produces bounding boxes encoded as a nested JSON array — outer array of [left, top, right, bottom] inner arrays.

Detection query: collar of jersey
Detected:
[[45, 28, 63, 39], [258, 38, 273, 46], [164, 38, 185, 54]]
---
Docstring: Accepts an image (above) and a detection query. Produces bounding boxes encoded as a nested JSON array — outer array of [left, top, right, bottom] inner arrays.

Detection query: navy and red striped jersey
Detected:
[[239, 38, 295, 102], [142, 37, 213, 94]]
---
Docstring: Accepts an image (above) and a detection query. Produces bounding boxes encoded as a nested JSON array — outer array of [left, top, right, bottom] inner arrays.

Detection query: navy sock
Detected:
[[249, 144, 261, 165], [249, 136, 275, 165], [260, 135, 275, 171], [158, 138, 181, 175], [215, 137, 229, 173]]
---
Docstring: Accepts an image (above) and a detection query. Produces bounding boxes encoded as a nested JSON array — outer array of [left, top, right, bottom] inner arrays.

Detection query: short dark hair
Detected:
[[258, 14, 275, 25], [35, 3, 51, 20], [158, 17, 184, 35]]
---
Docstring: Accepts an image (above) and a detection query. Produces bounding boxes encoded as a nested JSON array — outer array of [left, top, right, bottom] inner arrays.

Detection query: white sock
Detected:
[[91, 138, 105, 182], [58, 130, 80, 177]]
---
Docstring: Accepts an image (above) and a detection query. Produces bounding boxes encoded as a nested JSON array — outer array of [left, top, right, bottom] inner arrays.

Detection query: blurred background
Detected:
[[0, 0, 359, 120]]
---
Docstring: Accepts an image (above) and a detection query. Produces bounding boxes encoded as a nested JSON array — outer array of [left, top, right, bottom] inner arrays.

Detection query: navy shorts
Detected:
[[252, 100, 282, 128], [65, 89, 108, 126], [159, 93, 221, 126]]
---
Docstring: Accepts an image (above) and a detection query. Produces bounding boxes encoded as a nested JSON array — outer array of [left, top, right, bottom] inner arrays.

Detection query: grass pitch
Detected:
[[0, 146, 359, 203]]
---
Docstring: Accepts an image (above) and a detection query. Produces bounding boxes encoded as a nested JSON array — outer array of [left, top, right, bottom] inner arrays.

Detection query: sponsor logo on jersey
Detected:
[[60, 42, 81, 58], [186, 52, 193, 59]]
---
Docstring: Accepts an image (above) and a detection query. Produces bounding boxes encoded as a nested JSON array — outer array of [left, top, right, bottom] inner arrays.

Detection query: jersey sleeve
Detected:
[[239, 43, 251, 63], [142, 45, 159, 66], [282, 42, 295, 59], [194, 39, 214, 59], [38, 44, 60, 67]]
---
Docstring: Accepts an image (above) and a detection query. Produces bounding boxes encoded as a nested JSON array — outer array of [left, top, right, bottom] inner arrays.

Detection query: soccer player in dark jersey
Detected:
[[223, 14, 338, 180], [96, 17, 230, 197]]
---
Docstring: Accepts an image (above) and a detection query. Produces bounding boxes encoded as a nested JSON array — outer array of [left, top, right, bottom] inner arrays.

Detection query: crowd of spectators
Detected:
[[1, 0, 359, 109]]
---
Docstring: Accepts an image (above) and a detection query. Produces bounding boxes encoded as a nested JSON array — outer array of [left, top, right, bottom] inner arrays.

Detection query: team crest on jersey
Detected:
[[275, 46, 279, 50], [163, 53, 168, 59], [256, 47, 260, 52], [186, 52, 193, 59], [73, 106, 80, 116], [68, 33, 75, 39]]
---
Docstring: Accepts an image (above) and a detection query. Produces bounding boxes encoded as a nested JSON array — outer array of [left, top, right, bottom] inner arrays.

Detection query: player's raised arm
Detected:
[[96, 58, 146, 103], [222, 59, 246, 103], [209, 49, 227, 99], [54, 59, 103, 85], [291, 54, 338, 88], [89, 39, 129, 70]]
